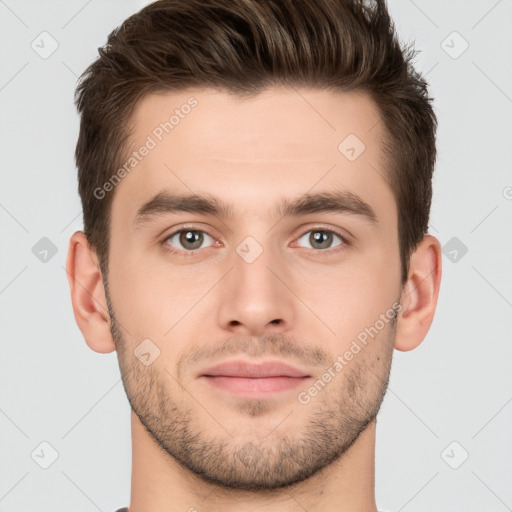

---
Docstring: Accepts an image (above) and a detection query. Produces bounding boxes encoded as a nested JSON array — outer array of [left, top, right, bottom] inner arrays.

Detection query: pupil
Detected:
[[181, 230, 202, 250], [312, 231, 331, 249]]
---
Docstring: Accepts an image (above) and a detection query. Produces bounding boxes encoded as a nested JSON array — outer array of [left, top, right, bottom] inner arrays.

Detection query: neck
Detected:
[[128, 411, 379, 512]]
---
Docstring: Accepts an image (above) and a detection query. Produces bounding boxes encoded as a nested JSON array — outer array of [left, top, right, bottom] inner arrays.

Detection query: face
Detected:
[[105, 86, 402, 490]]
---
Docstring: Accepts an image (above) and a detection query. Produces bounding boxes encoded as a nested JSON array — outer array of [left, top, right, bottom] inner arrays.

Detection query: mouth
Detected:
[[200, 359, 312, 397]]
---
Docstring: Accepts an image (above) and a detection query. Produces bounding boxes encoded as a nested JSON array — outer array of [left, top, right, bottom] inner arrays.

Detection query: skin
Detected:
[[66, 86, 442, 512]]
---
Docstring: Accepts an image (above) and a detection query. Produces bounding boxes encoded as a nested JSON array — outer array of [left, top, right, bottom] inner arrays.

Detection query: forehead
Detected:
[[129, 86, 383, 160], [111, 86, 395, 229]]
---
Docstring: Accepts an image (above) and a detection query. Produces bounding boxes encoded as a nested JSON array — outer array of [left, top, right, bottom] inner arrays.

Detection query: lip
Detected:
[[199, 359, 311, 397], [200, 359, 310, 378]]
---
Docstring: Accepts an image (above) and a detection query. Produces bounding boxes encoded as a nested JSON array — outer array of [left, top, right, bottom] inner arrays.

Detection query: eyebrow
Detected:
[[133, 189, 379, 228]]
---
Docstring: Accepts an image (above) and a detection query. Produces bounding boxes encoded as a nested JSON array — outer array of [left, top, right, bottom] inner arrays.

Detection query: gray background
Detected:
[[0, 1, 511, 511]]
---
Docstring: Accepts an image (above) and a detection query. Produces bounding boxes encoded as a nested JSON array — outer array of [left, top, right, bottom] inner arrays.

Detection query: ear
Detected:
[[394, 234, 442, 352], [65, 231, 116, 354]]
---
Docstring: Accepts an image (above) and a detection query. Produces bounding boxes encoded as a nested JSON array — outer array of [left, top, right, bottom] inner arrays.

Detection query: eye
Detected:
[[161, 226, 349, 257], [163, 229, 214, 253], [295, 228, 348, 252]]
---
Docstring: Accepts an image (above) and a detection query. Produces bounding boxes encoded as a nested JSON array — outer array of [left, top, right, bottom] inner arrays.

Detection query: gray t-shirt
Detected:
[[115, 508, 393, 511]]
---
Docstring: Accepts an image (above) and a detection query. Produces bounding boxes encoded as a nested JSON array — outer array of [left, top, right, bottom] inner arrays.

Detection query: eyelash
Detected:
[[160, 225, 350, 257]]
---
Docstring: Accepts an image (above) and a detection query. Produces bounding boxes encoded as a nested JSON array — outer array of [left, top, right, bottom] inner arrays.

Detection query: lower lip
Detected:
[[202, 376, 310, 396]]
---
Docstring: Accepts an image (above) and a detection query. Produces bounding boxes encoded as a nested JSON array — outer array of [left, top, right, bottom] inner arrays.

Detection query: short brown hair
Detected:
[[74, 0, 437, 284]]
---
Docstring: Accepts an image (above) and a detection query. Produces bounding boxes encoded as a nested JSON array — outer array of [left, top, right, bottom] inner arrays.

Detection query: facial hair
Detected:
[[104, 278, 397, 491]]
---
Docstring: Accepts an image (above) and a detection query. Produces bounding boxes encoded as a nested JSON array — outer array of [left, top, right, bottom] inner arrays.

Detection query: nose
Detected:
[[216, 239, 295, 337]]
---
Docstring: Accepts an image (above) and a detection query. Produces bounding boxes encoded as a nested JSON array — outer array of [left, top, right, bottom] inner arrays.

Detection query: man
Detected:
[[66, 0, 442, 510]]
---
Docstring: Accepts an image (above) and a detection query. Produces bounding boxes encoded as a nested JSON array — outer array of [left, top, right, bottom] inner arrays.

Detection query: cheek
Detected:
[[109, 248, 216, 348], [108, 216, 401, 350], [292, 243, 400, 346]]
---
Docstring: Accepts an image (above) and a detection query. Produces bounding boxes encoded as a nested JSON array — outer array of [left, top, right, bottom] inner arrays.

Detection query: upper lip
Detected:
[[200, 359, 310, 378]]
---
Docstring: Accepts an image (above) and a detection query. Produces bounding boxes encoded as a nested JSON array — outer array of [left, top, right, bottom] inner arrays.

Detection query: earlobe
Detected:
[[65, 231, 116, 354], [394, 234, 442, 352]]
